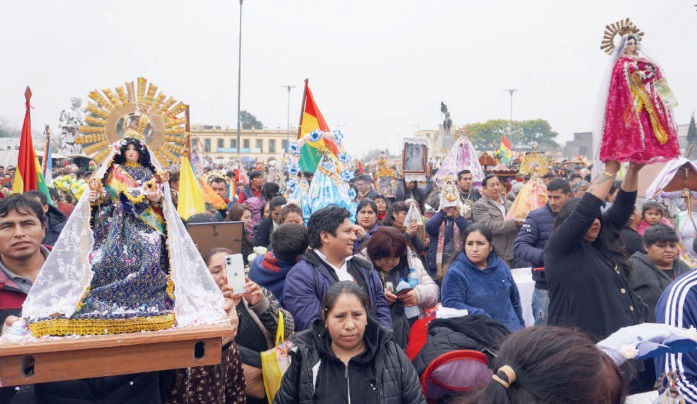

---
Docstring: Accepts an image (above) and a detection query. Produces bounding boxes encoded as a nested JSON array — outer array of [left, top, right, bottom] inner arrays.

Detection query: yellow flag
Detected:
[[177, 155, 205, 220]]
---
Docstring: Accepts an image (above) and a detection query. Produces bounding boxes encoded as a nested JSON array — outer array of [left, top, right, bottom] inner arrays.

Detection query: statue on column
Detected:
[[55, 97, 85, 155]]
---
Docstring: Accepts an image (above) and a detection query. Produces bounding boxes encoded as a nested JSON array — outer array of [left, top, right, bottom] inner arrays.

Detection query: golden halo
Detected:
[[77, 77, 188, 166], [600, 18, 644, 55], [519, 153, 548, 177]]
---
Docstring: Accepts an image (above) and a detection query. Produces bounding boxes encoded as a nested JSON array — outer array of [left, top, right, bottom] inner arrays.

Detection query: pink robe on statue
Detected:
[[599, 55, 679, 164]]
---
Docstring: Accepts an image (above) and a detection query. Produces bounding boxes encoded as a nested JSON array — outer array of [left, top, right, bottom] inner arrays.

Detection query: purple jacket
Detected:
[[283, 250, 392, 331]]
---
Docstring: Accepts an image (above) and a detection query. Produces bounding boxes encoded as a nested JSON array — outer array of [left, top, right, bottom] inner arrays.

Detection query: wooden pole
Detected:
[[41, 124, 50, 176], [297, 79, 308, 139]]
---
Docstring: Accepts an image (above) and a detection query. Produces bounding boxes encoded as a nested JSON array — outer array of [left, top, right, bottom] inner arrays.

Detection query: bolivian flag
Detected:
[[297, 80, 339, 173], [499, 135, 513, 165], [177, 155, 205, 220], [13, 86, 50, 201]]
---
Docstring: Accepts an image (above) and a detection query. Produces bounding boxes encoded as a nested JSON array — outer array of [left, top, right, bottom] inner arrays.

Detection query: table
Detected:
[[510, 267, 535, 327]]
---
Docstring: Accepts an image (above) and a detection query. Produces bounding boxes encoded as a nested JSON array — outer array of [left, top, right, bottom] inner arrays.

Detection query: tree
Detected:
[[464, 118, 559, 150], [464, 119, 510, 150], [239, 110, 263, 130], [519, 119, 559, 149], [687, 113, 697, 160]]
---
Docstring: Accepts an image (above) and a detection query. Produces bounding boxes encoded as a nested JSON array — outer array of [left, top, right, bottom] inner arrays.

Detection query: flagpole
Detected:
[[297, 79, 308, 139], [185, 104, 191, 155], [41, 124, 50, 176]]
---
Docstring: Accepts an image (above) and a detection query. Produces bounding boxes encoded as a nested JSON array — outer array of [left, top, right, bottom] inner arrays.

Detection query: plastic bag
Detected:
[[261, 311, 295, 403]]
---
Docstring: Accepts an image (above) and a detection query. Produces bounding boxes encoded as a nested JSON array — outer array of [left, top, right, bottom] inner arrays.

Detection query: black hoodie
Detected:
[[274, 318, 425, 404]]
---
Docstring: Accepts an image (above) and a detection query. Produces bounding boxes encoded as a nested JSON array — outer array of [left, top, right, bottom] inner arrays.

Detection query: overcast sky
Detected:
[[1, 0, 695, 157]]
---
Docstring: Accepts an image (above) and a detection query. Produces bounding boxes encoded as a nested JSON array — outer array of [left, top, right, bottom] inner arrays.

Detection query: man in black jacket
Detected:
[[513, 179, 571, 326], [24, 190, 67, 247]]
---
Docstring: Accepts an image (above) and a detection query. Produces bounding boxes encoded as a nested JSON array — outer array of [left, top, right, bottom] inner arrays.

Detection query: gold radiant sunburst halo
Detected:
[[519, 153, 548, 177], [600, 18, 644, 55], [77, 77, 188, 166]]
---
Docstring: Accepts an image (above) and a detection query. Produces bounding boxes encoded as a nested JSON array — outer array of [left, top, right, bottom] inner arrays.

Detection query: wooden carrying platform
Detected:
[[0, 323, 234, 387]]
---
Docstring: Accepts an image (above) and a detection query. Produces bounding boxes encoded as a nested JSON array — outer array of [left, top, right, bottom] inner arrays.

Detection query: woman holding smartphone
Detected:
[[204, 247, 295, 403]]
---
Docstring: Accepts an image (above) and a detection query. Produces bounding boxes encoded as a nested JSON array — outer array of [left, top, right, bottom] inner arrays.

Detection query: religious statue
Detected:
[[598, 18, 680, 164], [441, 102, 452, 136], [55, 97, 86, 155], [20, 78, 226, 337]]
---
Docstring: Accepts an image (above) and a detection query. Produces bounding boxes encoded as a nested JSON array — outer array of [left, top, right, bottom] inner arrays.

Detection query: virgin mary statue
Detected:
[[21, 113, 226, 337]]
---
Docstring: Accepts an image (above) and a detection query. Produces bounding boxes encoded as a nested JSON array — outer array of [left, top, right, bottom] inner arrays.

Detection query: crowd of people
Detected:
[[2, 144, 697, 403]]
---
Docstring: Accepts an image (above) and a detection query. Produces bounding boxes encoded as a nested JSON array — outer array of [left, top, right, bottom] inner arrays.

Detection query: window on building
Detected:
[[230, 139, 237, 149], [243, 139, 250, 149], [204, 138, 211, 151], [217, 139, 224, 149], [256, 139, 263, 152], [268, 139, 276, 153], [282, 139, 289, 152]]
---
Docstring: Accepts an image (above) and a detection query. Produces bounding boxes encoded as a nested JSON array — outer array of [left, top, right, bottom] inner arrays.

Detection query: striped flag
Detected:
[[297, 80, 339, 173], [499, 135, 513, 165], [12, 86, 50, 201]]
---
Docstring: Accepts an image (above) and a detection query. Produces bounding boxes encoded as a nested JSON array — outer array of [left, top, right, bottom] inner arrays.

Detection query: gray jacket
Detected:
[[473, 195, 517, 262], [629, 252, 693, 322]]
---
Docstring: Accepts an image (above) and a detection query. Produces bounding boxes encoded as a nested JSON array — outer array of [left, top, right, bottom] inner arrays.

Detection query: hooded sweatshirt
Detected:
[[248, 251, 296, 305], [441, 252, 524, 332]]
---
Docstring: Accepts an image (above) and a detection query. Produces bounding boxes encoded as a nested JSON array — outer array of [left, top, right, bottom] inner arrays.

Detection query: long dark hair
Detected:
[[402, 179, 425, 211], [554, 198, 632, 278], [462, 326, 627, 404], [225, 204, 253, 253], [382, 201, 409, 228], [112, 138, 152, 168], [436, 223, 496, 280]]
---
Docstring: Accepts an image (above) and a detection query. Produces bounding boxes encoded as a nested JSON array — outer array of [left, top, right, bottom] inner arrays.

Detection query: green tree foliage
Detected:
[[240, 110, 263, 130], [464, 119, 558, 150], [686, 113, 697, 160], [464, 119, 512, 150], [519, 119, 559, 149]]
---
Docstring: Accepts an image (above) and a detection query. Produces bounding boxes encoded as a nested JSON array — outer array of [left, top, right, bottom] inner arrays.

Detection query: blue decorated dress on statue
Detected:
[[22, 140, 226, 337]]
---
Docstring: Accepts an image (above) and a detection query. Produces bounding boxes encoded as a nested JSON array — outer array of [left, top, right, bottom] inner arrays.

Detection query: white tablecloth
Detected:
[[510, 267, 535, 327]]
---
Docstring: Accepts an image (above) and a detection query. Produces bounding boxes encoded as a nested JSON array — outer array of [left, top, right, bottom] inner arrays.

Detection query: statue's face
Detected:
[[71, 97, 82, 108], [124, 144, 140, 163]]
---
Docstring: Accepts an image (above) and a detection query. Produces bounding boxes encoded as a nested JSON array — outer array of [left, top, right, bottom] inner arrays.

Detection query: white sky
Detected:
[[1, 0, 695, 157]]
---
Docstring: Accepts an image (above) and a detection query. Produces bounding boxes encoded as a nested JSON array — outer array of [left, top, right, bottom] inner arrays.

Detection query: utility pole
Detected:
[[505, 89, 518, 137], [236, 0, 244, 158], [282, 85, 295, 150]]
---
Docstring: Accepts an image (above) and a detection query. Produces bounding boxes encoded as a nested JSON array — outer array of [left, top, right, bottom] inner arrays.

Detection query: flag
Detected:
[[297, 80, 339, 173], [13, 86, 50, 201], [177, 155, 205, 220], [499, 135, 513, 165]]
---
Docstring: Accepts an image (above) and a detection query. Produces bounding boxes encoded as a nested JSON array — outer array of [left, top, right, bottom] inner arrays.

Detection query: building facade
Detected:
[[192, 124, 296, 162]]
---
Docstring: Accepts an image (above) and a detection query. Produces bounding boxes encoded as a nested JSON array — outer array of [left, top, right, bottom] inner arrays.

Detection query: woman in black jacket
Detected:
[[545, 161, 646, 340], [274, 281, 425, 404]]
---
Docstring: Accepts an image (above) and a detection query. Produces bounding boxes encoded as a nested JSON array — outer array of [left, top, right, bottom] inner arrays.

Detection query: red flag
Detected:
[[13, 87, 39, 192]]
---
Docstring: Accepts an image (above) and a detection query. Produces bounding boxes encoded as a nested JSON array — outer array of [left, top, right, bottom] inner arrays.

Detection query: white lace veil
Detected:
[[22, 145, 227, 327]]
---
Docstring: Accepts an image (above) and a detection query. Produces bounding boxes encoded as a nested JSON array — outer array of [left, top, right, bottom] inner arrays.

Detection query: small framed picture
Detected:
[[402, 141, 428, 175]]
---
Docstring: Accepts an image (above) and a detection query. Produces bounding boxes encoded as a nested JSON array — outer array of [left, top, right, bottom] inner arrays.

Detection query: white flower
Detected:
[[620, 344, 638, 359]]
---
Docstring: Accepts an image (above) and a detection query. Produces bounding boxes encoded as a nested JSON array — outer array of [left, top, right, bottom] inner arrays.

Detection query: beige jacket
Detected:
[[473, 195, 518, 262]]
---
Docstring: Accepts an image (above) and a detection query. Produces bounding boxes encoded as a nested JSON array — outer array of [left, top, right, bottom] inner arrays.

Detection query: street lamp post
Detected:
[[282, 85, 295, 151], [505, 89, 517, 137], [236, 0, 244, 159]]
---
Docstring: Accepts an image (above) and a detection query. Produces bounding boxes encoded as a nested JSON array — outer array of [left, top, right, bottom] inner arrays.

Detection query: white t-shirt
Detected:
[[314, 249, 355, 282]]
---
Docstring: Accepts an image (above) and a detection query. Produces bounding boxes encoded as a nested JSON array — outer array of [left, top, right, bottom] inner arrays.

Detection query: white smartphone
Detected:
[[225, 254, 247, 294]]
